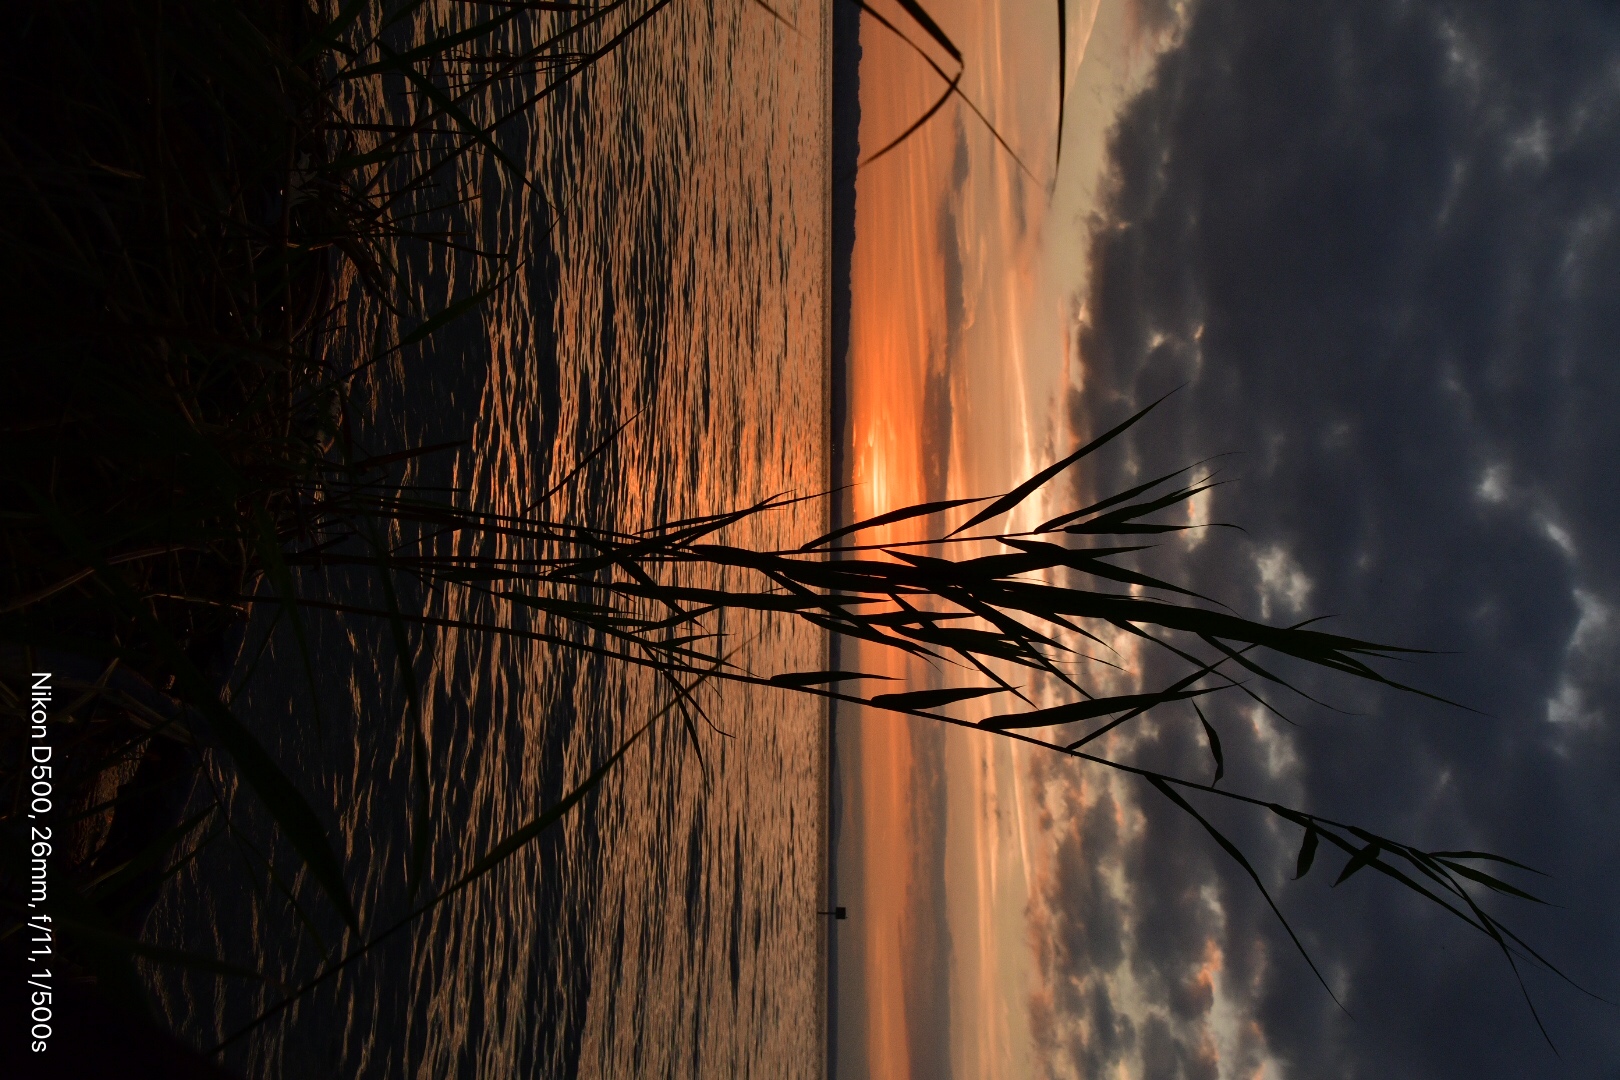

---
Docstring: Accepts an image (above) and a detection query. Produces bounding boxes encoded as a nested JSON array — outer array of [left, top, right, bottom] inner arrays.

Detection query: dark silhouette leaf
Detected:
[[769, 670, 895, 687], [1194, 700, 1224, 785], [1335, 839, 1383, 886], [870, 685, 1006, 711], [952, 390, 1176, 536], [1296, 824, 1320, 880]]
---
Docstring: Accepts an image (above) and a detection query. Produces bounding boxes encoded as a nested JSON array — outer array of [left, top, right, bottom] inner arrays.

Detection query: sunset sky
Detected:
[[834, 2, 1620, 1079], [837, 4, 1189, 1077]]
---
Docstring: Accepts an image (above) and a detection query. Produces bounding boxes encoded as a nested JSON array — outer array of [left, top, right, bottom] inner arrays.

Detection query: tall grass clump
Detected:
[[2, 0, 358, 961]]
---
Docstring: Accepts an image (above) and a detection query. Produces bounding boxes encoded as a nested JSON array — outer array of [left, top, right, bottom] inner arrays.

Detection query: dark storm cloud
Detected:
[[1029, 755, 1270, 1080], [1041, 1, 1620, 1077], [923, 120, 971, 508]]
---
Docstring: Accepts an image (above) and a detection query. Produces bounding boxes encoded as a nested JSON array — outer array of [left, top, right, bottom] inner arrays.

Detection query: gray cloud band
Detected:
[[1044, 1, 1620, 1077]]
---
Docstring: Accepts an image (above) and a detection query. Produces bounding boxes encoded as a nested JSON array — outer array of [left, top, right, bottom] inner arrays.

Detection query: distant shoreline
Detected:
[[824, 0, 860, 1076]]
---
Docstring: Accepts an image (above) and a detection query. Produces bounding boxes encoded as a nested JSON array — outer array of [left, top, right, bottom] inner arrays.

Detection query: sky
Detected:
[[835, 2, 1620, 1078]]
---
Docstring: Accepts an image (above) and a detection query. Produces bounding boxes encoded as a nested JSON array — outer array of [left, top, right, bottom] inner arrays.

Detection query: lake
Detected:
[[148, 3, 835, 1076]]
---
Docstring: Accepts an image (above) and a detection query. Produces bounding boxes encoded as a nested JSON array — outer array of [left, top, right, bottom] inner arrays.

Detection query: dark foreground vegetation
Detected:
[[0, 0, 1585, 1071]]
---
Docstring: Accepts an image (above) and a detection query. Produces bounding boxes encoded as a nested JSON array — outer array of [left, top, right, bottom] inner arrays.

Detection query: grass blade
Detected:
[[1145, 776, 1344, 1008], [1193, 700, 1224, 785], [869, 685, 1005, 711], [1055, 0, 1066, 166], [982, 687, 1216, 732], [1295, 823, 1319, 880], [1334, 838, 1383, 886], [951, 389, 1176, 536], [768, 670, 895, 687], [893, 0, 963, 63]]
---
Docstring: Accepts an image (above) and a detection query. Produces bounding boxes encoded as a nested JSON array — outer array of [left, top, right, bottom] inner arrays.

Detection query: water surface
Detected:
[[151, 4, 831, 1076]]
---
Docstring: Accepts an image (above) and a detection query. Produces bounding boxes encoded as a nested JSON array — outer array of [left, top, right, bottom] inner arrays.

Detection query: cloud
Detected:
[[1546, 589, 1616, 731], [1253, 545, 1312, 623], [1026, 762, 1279, 1080], [1037, 0, 1620, 1076]]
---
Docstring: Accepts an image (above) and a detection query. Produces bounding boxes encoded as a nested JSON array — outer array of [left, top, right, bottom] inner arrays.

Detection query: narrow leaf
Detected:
[[952, 390, 1176, 536], [1429, 850, 1547, 876], [768, 670, 895, 687], [869, 685, 1006, 712], [1055, 0, 1066, 166], [983, 686, 1215, 732], [860, 72, 962, 170], [893, 0, 964, 63], [1193, 700, 1224, 785], [1295, 824, 1320, 880], [1437, 859, 1546, 904], [1145, 776, 1343, 1007], [1334, 840, 1383, 886], [799, 495, 984, 551], [392, 265, 513, 356]]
